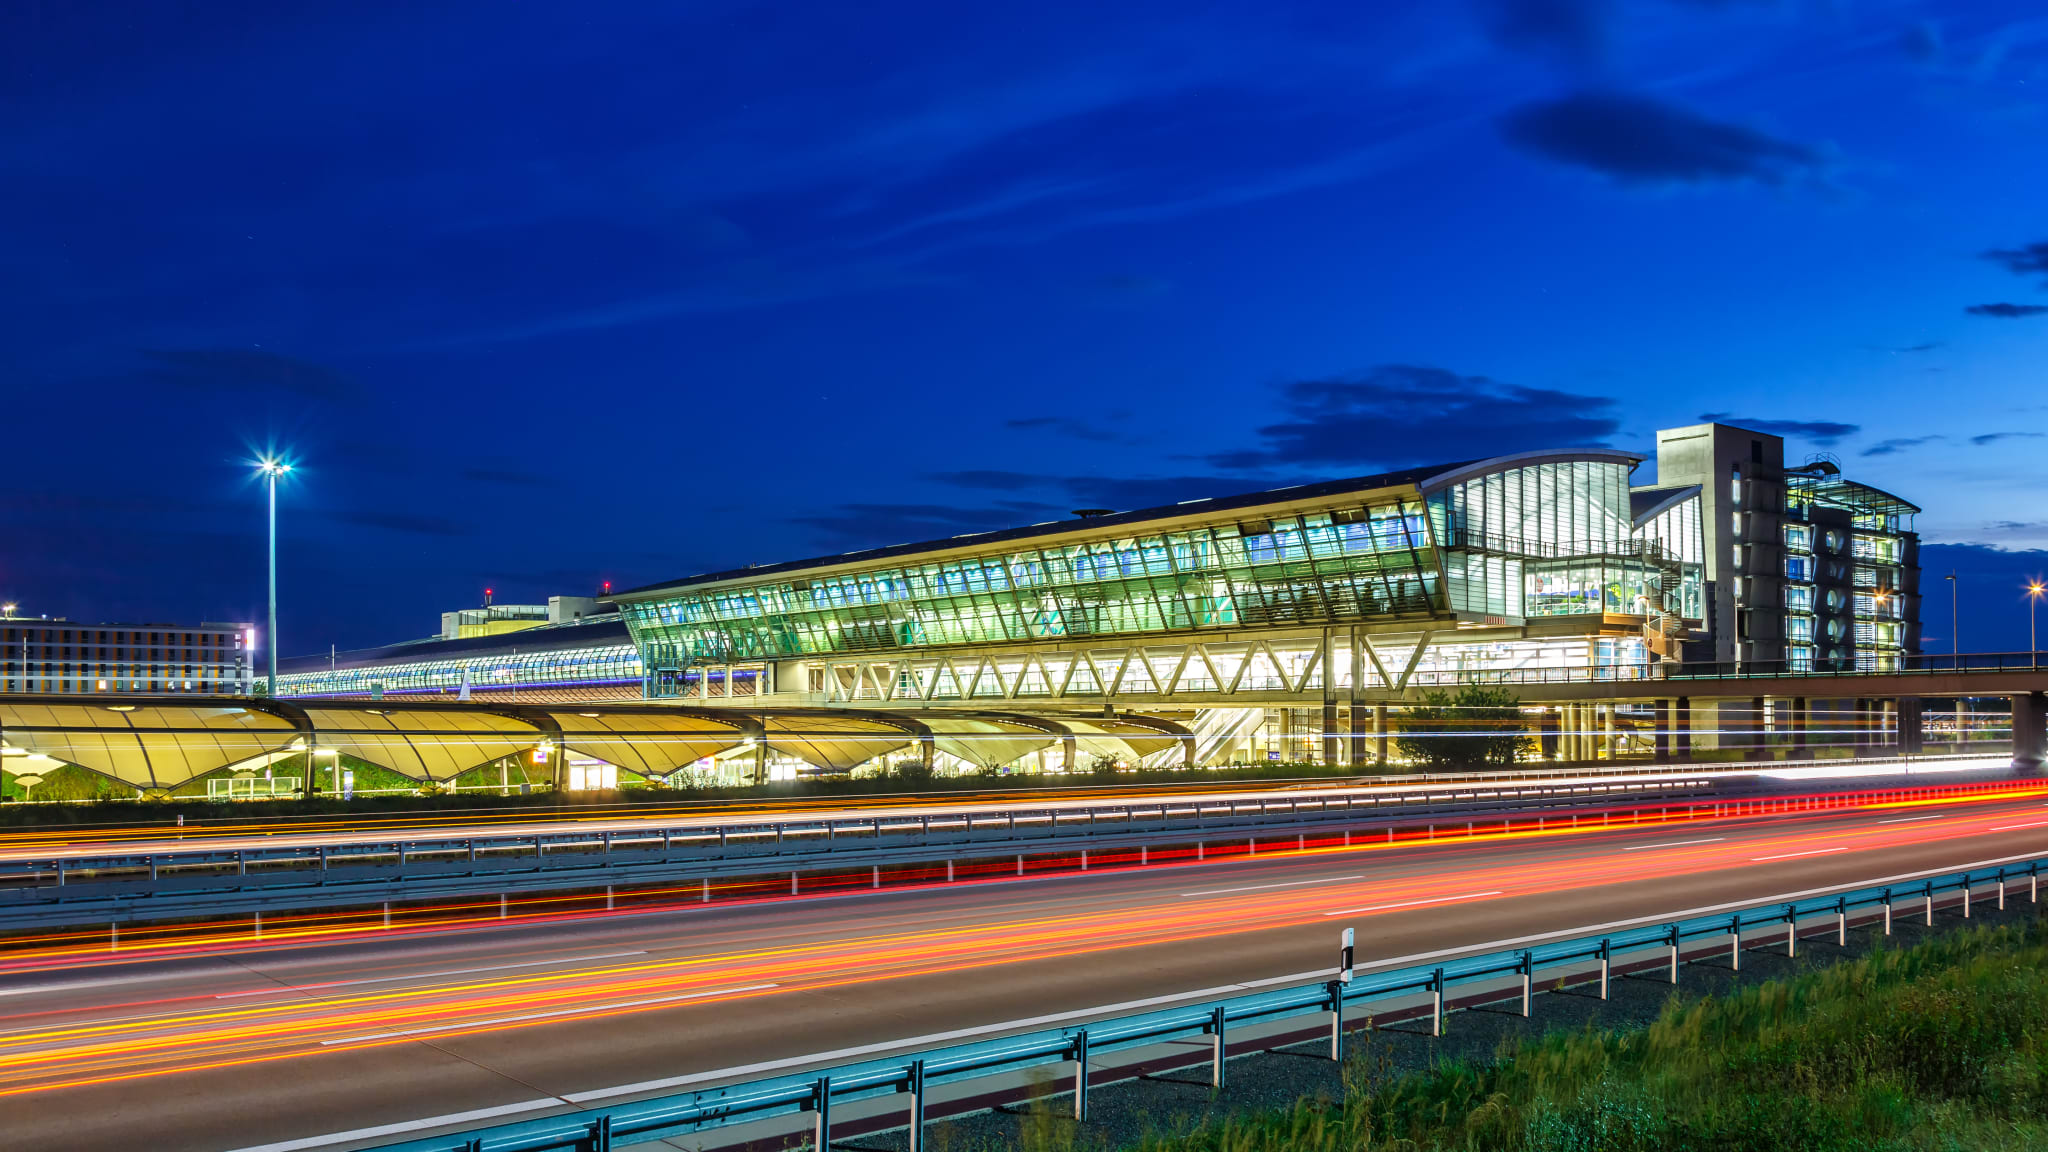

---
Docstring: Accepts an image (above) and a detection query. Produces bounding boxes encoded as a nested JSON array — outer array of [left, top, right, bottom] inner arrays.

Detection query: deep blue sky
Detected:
[[4, 1, 2046, 655]]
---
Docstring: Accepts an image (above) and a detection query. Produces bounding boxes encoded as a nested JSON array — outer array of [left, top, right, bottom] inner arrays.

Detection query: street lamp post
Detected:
[[2029, 583, 2044, 669], [256, 459, 293, 694]]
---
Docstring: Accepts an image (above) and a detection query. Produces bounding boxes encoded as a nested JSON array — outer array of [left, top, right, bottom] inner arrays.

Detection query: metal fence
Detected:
[[360, 853, 2048, 1152]]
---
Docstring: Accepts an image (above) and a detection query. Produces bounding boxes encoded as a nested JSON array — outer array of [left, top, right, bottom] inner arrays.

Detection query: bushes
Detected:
[[1394, 687, 1532, 771], [1140, 920, 2048, 1152]]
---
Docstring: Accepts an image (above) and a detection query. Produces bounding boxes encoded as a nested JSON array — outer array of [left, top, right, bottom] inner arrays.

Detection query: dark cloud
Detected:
[[1500, 91, 1823, 184], [1474, 0, 1607, 71], [930, 470, 1269, 513], [792, 501, 1062, 550], [463, 468, 549, 486], [1077, 274, 1175, 309], [1861, 435, 1943, 457], [139, 347, 355, 399], [1697, 414, 1859, 445], [1966, 303, 2048, 318], [1209, 364, 1618, 472], [1900, 21, 1943, 63], [1982, 242, 2048, 284], [322, 509, 472, 537], [1971, 432, 2045, 446], [1005, 416, 1121, 442]]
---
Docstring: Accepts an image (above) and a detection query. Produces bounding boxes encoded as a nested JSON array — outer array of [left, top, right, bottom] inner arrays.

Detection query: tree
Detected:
[[1394, 687, 1533, 770]]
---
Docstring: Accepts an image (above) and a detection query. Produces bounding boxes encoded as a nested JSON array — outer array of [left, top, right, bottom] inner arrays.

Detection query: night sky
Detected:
[[3, 1, 2045, 657]]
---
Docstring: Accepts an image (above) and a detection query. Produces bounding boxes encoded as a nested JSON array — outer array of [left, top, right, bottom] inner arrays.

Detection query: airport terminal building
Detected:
[[271, 421, 1921, 778]]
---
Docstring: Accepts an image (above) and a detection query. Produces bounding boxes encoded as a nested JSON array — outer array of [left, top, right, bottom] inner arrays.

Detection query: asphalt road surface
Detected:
[[1, 778, 2043, 1152]]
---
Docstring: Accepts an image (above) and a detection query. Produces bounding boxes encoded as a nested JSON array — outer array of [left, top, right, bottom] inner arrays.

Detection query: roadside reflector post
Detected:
[[1963, 877, 1972, 919], [110, 922, 119, 952], [1668, 925, 1680, 984], [1836, 897, 1847, 946], [1072, 1029, 1090, 1121], [1431, 968, 1445, 1036], [1139, 846, 1147, 866], [501, 893, 509, 918], [1209, 1004, 1228, 1087], [905, 1058, 926, 1152], [1786, 905, 1797, 957], [606, 886, 614, 910], [1327, 980, 1345, 1062], [382, 902, 391, 929], [812, 1076, 831, 1152], [1998, 870, 2007, 911], [872, 866, 880, 889], [1599, 939, 1610, 999], [253, 912, 262, 940], [946, 859, 955, 882], [1520, 951, 1533, 1016], [1017, 855, 1024, 876], [1926, 881, 1935, 926], [792, 873, 799, 896], [1882, 888, 1892, 936]]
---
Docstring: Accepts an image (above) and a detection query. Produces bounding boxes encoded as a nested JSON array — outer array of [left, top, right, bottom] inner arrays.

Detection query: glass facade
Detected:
[[275, 643, 642, 699], [622, 497, 1443, 665], [1783, 475, 1917, 671]]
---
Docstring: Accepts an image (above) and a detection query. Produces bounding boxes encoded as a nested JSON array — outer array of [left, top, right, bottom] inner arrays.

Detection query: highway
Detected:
[[0, 756, 1998, 863], [0, 780, 2043, 1152]]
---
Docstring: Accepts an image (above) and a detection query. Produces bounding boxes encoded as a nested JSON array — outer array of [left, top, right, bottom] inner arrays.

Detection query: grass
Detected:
[[1110, 919, 2048, 1152]]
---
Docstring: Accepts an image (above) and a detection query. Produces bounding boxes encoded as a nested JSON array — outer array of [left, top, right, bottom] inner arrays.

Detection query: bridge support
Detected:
[[1372, 705, 1388, 763], [1653, 699, 1670, 763], [1675, 697, 1691, 759], [2012, 693, 2046, 775], [1900, 698, 1924, 755], [1788, 697, 1810, 760]]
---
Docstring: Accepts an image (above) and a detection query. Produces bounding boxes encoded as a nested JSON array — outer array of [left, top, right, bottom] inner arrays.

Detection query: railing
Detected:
[[1404, 652, 2048, 688], [360, 851, 2048, 1152]]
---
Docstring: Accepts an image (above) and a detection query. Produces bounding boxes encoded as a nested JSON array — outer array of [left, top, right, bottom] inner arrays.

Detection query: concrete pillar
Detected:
[[1675, 696, 1692, 759], [1062, 734, 1077, 773], [1601, 704, 1615, 761], [1542, 706, 1559, 761], [1654, 699, 1670, 763], [1901, 698, 1924, 755], [1790, 697, 1810, 760], [2012, 693, 2046, 775], [1347, 627, 1367, 767], [1372, 705, 1388, 763], [1321, 629, 1341, 767]]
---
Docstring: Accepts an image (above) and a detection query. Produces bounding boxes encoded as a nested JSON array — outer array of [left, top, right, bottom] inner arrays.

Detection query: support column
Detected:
[[1749, 696, 1766, 755], [1675, 696, 1692, 759], [1372, 705, 1388, 764], [1321, 629, 1341, 767], [1901, 698, 1924, 755], [1542, 705, 1559, 761], [1789, 697, 1810, 760], [2012, 692, 2046, 775], [1654, 699, 1671, 763], [1348, 627, 1367, 767], [1601, 703, 1614, 761]]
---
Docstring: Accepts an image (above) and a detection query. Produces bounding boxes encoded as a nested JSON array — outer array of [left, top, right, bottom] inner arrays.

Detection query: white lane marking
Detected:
[[319, 982, 778, 1046], [0, 966, 245, 999], [225, 845, 2048, 1152], [1181, 875, 1363, 897], [1621, 838, 1723, 852], [219, 1099, 568, 1152], [1753, 847, 1847, 862], [1878, 814, 1945, 824], [215, 951, 647, 998], [1991, 820, 2048, 832], [1322, 890, 1502, 917]]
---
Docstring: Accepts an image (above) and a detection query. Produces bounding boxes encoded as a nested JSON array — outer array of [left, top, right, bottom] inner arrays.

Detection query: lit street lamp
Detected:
[[2030, 582, 2045, 669], [255, 457, 293, 694]]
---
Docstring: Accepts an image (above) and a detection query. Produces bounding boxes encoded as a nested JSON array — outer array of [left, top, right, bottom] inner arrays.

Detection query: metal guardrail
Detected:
[[359, 853, 2048, 1152], [1407, 652, 2048, 688]]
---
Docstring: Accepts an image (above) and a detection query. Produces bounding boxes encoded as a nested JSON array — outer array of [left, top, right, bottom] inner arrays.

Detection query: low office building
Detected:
[[0, 610, 253, 695]]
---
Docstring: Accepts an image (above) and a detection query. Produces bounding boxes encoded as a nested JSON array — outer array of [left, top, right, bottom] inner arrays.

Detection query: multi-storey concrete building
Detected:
[[0, 611, 253, 695]]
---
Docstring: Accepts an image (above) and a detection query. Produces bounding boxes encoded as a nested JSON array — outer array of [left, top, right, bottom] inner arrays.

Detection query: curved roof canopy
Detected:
[[298, 707, 538, 783], [761, 713, 921, 773], [546, 710, 751, 777], [0, 703, 299, 790]]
